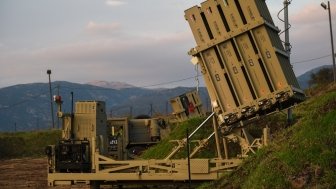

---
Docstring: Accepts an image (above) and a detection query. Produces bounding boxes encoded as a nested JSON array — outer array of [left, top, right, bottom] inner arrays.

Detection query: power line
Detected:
[[58, 75, 201, 91], [135, 54, 333, 87], [137, 76, 197, 88], [2, 53, 332, 107], [292, 54, 331, 65]]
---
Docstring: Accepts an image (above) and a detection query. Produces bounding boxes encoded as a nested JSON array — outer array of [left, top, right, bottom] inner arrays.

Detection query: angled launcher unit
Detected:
[[185, 0, 304, 125], [170, 90, 205, 122]]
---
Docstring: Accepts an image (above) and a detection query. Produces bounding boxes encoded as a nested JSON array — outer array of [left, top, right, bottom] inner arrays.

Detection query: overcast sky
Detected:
[[0, 0, 334, 89]]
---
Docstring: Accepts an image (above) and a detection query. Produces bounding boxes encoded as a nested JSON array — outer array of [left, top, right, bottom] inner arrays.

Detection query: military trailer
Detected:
[[170, 90, 205, 122]]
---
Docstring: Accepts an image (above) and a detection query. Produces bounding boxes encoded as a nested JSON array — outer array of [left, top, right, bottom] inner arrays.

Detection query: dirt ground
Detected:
[[0, 158, 92, 189], [0, 158, 48, 189]]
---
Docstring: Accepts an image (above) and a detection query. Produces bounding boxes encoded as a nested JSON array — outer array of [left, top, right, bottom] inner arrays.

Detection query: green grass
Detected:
[[203, 85, 336, 188], [141, 117, 216, 159], [0, 130, 61, 159]]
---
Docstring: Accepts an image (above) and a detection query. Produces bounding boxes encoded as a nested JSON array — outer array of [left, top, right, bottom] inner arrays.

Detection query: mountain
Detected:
[[0, 81, 209, 132], [86, 81, 135, 89], [297, 65, 333, 89], [2, 63, 329, 132]]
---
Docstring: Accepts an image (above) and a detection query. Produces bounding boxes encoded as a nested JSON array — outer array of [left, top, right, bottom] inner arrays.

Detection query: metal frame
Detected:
[[48, 152, 242, 186], [48, 109, 271, 187]]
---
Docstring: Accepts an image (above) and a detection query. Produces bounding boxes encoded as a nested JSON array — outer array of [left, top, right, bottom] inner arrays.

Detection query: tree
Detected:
[[308, 67, 333, 87]]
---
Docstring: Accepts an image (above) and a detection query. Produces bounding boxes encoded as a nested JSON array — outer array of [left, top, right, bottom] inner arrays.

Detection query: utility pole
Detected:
[[284, 0, 290, 54], [129, 106, 133, 118], [47, 69, 55, 129], [57, 84, 60, 129], [283, 0, 293, 125], [166, 101, 169, 115], [321, 1, 336, 83], [149, 104, 153, 117], [71, 91, 74, 115], [36, 118, 39, 131]]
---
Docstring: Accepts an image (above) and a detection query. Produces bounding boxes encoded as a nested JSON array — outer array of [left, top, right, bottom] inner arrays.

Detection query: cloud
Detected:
[[0, 31, 196, 88], [291, 3, 333, 26], [288, 2, 336, 42], [85, 21, 121, 36], [28, 31, 193, 65], [277, 2, 336, 75], [105, 0, 127, 7]]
